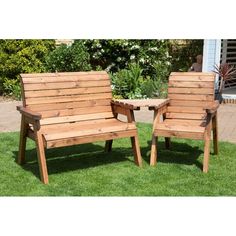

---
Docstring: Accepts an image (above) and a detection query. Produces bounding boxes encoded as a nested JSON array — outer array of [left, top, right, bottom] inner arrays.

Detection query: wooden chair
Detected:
[[150, 72, 219, 172], [17, 71, 142, 184]]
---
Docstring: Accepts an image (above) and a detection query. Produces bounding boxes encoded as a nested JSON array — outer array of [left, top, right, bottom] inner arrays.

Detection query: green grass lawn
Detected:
[[0, 123, 236, 196]]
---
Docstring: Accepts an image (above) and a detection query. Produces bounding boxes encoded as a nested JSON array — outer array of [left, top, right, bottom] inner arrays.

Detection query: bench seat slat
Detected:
[[46, 130, 137, 148], [44, 121, 136, 141]]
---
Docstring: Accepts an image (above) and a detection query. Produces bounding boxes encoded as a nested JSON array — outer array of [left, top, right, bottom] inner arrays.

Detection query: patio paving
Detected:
[[0, 100, 236, 143]]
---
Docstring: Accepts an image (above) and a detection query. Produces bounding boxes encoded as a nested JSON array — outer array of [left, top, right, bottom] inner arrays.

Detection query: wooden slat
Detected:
[[44, 123, 136, 141], [167, 106, 205, 114], [24, 80, 111, 91], [27, 99, 111, 112], [40, 118, 119, 133], [168, 94, 213, 101], [168, 87, 214, 95], [21, 71, 108, 78], [46, 130, 136, 148], [22, 74, 109, 83], [154, 129, 204, 140], [164, 119, 206, 126], [156, 123, 205, 133], [165, 112, 206, 120], [169, 100, 211, 107], [25, 93, 112, 105], [40, 112, 114, 125], [168, 81, 214, 88], [40, 105, 112, 118], [170, 72, 215, 77], [25, 86, 111, 98], [169, 75, 215, 82]]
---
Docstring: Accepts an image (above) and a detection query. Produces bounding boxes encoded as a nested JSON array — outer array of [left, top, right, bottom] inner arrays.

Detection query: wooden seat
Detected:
[[150, 72, 219, 172], [17, 71, 142, 184]]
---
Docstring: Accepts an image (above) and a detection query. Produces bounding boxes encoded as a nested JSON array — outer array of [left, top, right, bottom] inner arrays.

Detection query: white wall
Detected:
[[202, 39, 221, 88]]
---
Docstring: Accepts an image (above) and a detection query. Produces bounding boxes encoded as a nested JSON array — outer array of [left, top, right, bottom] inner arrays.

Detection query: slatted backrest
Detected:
[[20, 71, 114, 122], [167, 72, 216, 120]]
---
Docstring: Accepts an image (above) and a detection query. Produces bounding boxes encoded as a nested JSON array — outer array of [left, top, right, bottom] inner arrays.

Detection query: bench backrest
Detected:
[[167, 72, 216, 121], [20, 71, 114, 124]]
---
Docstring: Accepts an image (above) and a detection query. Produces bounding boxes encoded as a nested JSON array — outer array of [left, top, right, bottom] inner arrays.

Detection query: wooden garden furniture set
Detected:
[[17, 71, 219, 184]]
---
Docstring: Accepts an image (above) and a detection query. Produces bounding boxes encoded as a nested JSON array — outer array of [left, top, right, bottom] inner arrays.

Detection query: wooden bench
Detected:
[[150, 72, 219, 172], [17, 71, 142, 184]]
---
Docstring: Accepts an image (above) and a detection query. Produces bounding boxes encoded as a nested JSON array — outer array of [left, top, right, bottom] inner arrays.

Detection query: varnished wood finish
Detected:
[[212, 112, 219, 155], [151, 72, 219, 172], [18, 116, 28, 164], [17, 71, 142, 184]]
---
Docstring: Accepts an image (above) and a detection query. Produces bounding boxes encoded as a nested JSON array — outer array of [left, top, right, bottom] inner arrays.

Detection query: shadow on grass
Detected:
[[12, 139, 204, 180], [142, 140, 204, 170], [12, 142, 137, 180]]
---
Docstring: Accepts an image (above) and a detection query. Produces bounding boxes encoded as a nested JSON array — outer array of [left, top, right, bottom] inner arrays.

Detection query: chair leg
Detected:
[[105, 140, 113, 152], [203, 120, 212, 173], [18, 116, 28, 165], [130, 135, 142, 167], [34, 127, 48, 184], [212, 113, 219, 155], [165, 137, 171, 149], [150, 134, 158, 166]]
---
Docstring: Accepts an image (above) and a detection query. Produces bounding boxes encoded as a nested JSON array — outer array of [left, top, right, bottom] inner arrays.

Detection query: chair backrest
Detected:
[[20, 71, 114, 123], [167, 72, 216, 121]]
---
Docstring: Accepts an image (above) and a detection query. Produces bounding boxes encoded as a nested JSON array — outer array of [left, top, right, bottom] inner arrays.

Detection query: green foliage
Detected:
[[111, 63, 145, 99], [170, 40, 203, 72], [46, 41, 91, 72], [140, 77, 168, 98], [84, 39, 172, 77], [0, 39, 55, 95], [2, 77, 21, 100]]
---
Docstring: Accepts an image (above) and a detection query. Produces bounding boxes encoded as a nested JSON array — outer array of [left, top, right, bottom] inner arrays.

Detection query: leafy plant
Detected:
[[213, 63, 236, 94], [46, 41, 91, 72], [0, 39, 55, 96], [111, 63, 145, 99], [3, 77, 21, 100]]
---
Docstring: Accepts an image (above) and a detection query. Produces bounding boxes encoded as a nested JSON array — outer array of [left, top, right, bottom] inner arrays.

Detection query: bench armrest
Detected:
[[111, 100, 140, 110], [203, 101, 220, 114], [17, 106, 42, 120], [148, 99, 170, 111]]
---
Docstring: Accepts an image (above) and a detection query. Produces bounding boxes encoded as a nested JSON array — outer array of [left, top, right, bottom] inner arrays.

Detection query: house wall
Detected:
[[202, 39, 221, 88]]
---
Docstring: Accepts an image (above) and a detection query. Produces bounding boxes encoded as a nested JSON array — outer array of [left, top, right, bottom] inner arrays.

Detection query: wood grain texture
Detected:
[[18, 71, 142, 183]]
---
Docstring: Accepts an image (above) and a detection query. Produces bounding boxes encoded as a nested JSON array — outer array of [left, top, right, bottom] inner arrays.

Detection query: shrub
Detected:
[[0, 39, 55, 96], [46, 41, 91, 72], [111, 63, 145, 99], [2, 77, 21, 100], [84, 39, 172, 78]]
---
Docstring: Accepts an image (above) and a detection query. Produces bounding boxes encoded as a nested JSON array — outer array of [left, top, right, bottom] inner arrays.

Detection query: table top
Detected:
[[115, 98, 169, 109]]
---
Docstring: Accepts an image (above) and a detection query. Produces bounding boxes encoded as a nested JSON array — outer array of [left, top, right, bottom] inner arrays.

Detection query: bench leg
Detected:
[[203, 120, 212, 173], [18, 116, 28, 164], [150, 134, 158, 166], [105, 140, 113, 152], [34, 127, 48, 184], [131, 135, 142, 167], [165, 137, 171, 149], [212, 113, 219, 155]]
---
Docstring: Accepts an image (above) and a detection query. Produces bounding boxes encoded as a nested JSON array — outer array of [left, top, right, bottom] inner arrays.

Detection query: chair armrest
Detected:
[[203, 101, 220, 114], [148, 99, 170, 110], [17, 106, 42, 120], [111, 100, 140, 110]]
